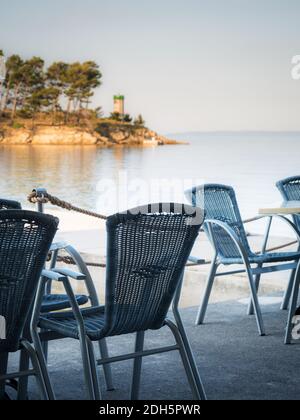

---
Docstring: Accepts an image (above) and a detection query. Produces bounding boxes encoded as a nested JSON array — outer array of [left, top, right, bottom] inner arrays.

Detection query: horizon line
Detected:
[[165, 130, 300, 136]]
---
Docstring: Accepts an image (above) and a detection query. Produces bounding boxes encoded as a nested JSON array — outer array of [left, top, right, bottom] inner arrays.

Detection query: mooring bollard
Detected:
[[33, 187, 48, 213]]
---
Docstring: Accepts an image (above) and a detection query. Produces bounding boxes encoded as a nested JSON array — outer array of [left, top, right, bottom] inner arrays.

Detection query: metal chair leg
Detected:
[[285, 264, 300, 344], [195, 259, 218, 325], [21, 341, 49, 400], [30, 330, 55, 400], [246, 270, 265, 336], [17, 349, 30, 400], [166, 320, 205, 400], [0, 353, 8, 400], [131, 331, 145, 400], [98, 339, 114, 391], [247, 271, 262, 316], [281, 268, 296, 311], [41, 337, 49, 361], [79, 335, 96, 400], [248, 216, 271, 316], [87, 339, 102, 400], [65, 244, 114, 391], [173, 307, 207, 400]]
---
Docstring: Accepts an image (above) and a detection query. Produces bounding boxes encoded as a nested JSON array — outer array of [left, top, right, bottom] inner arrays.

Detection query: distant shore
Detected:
[[0, 116, 186, 147]]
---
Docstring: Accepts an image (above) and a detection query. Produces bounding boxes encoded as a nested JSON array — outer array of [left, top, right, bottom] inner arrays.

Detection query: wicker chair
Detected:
[[0, 197, 113, 395], [0, 198, 89, 313], [0, 210, 58, 400], [32, 203, 206, 400], [277, 176, 300, 231], [277, 176, 300, 343], [277, 176, 300, 309], [0, 198, 22, 210], [186, 184, 300, 337]]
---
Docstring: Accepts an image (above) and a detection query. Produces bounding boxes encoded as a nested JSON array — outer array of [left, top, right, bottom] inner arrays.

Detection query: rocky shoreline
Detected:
[[0, 124, 184, 146]]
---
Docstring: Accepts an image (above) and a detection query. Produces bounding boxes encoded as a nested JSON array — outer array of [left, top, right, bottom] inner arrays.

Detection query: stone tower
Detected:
[[113, 95, 125, 116]]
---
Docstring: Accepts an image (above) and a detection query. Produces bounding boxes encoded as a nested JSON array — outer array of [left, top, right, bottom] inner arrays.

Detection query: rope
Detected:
[[28, 190, 107, 220], [29, 189, 299, 269], [56, 255, 106, 268], [53, 239, 299, 269], [27, 190, 268, 224], [243, 216, 264, 224]]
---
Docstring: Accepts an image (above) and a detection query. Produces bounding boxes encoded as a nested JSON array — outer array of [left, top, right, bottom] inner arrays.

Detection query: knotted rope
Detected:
[[55, 255, 107, 269], [28, 189, 108, 268], [28, 189, 299, 269], [28, 190, 108, 220]]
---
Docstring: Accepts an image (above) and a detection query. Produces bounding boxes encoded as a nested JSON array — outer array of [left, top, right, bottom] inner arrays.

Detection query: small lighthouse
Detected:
[[113, 95, 125, 117]]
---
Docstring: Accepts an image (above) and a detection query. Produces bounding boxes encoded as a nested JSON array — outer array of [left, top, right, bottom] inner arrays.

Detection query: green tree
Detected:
[[16, 57, 45, 121], [0, 50, 6, 113], [64, 61, 102, 119], [123, 114, 132, 123], [0, 52, 103, 125], [46, 62, 68, 123], [110, 112, 121, 121], [134, 114, 145, 127], [1, 54, 23, 113]]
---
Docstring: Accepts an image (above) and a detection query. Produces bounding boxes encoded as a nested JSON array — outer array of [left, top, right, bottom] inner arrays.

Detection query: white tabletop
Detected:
[[259, 201, 300, 216]]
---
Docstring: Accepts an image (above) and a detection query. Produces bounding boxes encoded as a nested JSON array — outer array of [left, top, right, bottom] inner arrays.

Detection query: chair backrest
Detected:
[[0, 198, 22, 210], [0, 211, 58, 352], [103, 203, 204, 336], [186, 184, 251, 259], [277, 176, 300, 230]]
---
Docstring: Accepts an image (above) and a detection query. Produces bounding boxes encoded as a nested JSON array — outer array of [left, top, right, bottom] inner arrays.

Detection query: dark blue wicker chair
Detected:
[[0, 198, 113, 397], [5, 196, 114, 395], [277, 176, 300, 310], [0, 198, 22, 210], [32, 203, 206, 400], [186, 184, 300, 337], [0, 210, 58, 400], [276, 176, 300, 343], [277, 176, 300, 231], [0, 198, 89, 313]]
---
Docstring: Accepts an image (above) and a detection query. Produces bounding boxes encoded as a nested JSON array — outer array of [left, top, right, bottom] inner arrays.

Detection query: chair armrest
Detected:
[[59, 277, 87, 336], [49, 241, 68, 252], [204, 219, 251, 268], [188, 256, 206, 264], [31, 276, 87, 342], [41, 269, 67, 282], [41, 271, 87, 333], [52, 268, 86, 281]]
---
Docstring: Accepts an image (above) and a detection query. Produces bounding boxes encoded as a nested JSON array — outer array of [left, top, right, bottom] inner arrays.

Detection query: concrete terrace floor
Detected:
[[8, 298, 300, 401]]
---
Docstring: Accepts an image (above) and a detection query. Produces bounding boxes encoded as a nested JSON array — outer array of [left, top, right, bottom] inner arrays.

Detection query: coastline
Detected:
[[0, 123, 187, 146]]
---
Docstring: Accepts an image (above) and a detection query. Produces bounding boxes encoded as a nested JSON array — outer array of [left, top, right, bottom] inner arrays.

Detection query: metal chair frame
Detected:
[[31, 203, 207, 401], [0, 193, 113, 397], [186, 185, 300, 337], [0, 210, 58, 400]]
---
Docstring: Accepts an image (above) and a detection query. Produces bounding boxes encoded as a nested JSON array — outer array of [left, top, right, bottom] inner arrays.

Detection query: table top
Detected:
[[259, 201, 300, 216]]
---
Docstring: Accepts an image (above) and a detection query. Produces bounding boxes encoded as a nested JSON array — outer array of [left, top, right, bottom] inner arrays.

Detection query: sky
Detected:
[[0, 0, 300, 133]]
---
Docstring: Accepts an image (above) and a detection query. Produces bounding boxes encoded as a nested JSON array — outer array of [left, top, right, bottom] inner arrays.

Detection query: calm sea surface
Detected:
[[1, 132, 300, 234]]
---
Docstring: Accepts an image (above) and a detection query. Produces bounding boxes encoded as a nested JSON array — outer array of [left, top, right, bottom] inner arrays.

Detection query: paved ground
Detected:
[[8, 298, 300, 400]]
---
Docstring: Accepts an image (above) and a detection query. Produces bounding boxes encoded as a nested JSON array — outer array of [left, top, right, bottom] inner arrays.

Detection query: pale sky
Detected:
[[1, 0, 300, 133]]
